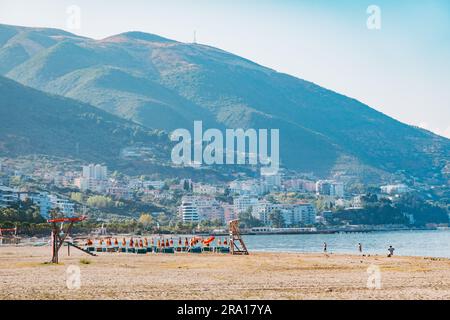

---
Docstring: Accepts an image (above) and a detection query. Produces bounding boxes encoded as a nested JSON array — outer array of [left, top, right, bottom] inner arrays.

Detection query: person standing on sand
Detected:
[[388, 245, 395, 257], [323, 242, 327, 253]]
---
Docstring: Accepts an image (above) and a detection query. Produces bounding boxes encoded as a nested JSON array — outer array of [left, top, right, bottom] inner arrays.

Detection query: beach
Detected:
[[0, 245, 449, 300]]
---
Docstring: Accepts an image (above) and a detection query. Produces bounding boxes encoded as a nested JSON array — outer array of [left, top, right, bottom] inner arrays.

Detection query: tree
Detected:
[[49, 207, 63, 219], [138, 213, 154, 230], [9, 176, 21, 186], [86, 195, 114, 208], [238, 207, 263, 228], [268, 209, 284, 228], [70, 192, 84, 203], [183, 180, 190, 191]]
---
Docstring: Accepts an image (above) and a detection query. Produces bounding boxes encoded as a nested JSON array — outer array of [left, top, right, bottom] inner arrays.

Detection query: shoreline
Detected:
[[4, 242, 450, 261]]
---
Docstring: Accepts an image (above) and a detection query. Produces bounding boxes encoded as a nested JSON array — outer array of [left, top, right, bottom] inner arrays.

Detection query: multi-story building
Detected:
[[229, 180, 263, 196], [29, 193, 75, 219], [75, 164, 109, 193], [351, 195, 365, 208], [48, 195, 75, 217], [223, 204, 237, 223], [82, 164, 107, 180], [180, 196, 226, 223], [143, 180, 166, 190], [198, 199, 225, 224], [180, 196, 200, 223], [380, 184, 410, 195], [193, 183, 224, 195], [107, 186, 133, 200], [261, 173, 282, 192], [292, 203, 316, 225], [233, 195, 259, 214], [316, 180, 345, 198], [252, 200, 281, 225], [0, 185, 19, 208], [28, 193, 51, 219], [252, 200, 317, 226]]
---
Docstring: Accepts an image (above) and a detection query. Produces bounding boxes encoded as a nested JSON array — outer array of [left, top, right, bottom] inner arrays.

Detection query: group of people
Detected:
[[322, 242, 395, 257]]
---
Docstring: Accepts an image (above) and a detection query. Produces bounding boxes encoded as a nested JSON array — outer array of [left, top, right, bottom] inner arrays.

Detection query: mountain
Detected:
[[0, 75, 168, 164], [0, 23, 449, 182]]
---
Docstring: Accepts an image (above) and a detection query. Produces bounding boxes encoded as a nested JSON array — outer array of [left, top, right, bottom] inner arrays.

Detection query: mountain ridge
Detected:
[[0, 23, 448, 182]]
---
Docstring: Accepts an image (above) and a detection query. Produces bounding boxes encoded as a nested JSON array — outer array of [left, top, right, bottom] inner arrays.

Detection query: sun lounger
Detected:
[[163, 247, 174, 254], [190, 247, 202, 253], [216, 247, 230, 253]]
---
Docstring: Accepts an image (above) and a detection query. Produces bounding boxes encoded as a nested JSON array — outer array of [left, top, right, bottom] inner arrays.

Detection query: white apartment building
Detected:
[[107, 186, 133, 200], [29, 193, 75, 219], [48, 195, 75, 217], [380, 184, 410, 195], [76, 164, 109, 193], [351, 195, 365, 208], [252, 200, 281, 225], [262, 173, 281, 187], [252, 201, 317, 226], [233, 195, 259, 214], [180, 196, 225, 223], [316, 180, 345, 198], [292, 203, 316, 225], [229, 180, 263, 196], [143, 180, 165, 190], [0, 185, 19, 208], [180, 196, 200, 223], [82, 164, 107, 180], [193, 183, 224, 195], [197, 199, 225, 223]]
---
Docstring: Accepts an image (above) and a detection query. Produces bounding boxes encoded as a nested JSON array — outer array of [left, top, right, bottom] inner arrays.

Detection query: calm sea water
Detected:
[[242, 230, 450, 258]]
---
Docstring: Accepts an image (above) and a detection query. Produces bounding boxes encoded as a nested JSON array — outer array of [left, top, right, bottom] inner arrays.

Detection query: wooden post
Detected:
[[228, 219, 249, 255], [51, 228, 58, 264]]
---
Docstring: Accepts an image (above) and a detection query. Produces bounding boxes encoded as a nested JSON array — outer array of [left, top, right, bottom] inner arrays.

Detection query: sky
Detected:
[[1, 0, 449, 138]]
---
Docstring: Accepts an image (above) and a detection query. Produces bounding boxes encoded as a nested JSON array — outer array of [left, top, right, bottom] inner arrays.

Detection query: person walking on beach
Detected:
[[358, 243, 362, 254], [387, 245, 395, 257], [323, 242, 327, 253]]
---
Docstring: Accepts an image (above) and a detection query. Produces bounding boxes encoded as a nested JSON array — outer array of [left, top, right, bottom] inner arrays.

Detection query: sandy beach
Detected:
[[0, 245, 449, 300]]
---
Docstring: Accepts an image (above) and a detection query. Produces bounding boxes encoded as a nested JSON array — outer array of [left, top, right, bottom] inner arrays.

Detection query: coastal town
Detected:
[[1, 155, 448, 237]]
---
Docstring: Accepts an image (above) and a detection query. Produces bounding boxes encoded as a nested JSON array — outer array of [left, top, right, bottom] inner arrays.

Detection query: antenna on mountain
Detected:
[[193, 30, 197, 44]]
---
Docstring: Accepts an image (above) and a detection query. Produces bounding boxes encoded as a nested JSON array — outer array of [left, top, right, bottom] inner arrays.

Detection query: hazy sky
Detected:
[[1, 0, 449, 138]]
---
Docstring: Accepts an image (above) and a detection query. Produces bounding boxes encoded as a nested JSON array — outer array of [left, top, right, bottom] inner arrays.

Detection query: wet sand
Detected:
[[0, 246, 449, 300]]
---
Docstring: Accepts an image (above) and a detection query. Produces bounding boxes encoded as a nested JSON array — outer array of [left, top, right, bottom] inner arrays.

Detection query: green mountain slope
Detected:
[[1, 23, 448, 181], [0, 75, 168, 164]]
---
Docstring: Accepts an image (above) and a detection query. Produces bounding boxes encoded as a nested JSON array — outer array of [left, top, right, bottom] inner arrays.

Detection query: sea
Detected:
[[2, 229, 449, 258], [242, 229, 450, 258]]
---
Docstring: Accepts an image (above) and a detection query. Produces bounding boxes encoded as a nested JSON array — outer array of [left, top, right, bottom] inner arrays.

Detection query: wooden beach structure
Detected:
[[48, 216, 94, 263], [0, 226, 17, 237], [0, 226, 20, 244], [229, 219, 249, 255]]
